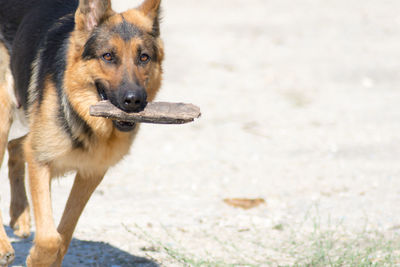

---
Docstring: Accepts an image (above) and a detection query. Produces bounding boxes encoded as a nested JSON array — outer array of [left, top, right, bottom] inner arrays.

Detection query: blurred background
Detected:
[[1, 0, 400, 265]]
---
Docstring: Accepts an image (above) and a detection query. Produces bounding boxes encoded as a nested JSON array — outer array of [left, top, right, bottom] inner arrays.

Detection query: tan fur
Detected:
[[137, 0, 161, 18], [0, 0, 164, 266], [0, 43, 13, 165], [8, 136, 30, 239], [0, 41, 15, 265]]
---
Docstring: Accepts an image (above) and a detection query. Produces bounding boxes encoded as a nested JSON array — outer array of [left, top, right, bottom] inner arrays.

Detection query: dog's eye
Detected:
[[139, 53, 150, 63], [102, 53, 113, 62]]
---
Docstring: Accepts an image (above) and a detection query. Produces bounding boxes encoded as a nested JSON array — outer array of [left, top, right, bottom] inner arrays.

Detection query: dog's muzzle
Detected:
[[95, 80, 142, 132]]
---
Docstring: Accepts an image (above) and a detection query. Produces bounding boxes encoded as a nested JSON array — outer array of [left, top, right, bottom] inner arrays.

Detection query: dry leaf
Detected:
[[223, 198, 266, 210]]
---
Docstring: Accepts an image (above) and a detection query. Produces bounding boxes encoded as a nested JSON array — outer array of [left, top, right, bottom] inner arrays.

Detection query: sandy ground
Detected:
[[1, 0, 400, 266]]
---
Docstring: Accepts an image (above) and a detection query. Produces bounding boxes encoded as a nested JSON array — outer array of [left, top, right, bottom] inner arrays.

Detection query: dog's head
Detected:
[[68, 0, 164, 132]]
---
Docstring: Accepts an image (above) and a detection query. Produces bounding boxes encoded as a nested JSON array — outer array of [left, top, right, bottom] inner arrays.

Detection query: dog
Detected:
[[0, 0, 163, 265]]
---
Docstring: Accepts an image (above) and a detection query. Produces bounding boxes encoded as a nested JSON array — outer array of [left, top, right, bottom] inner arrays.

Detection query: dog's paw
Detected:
[[0, 249, 15, 267], [26, 234, 62, 267], [0, 229, 14, 267], [10, 207, 31, 238]]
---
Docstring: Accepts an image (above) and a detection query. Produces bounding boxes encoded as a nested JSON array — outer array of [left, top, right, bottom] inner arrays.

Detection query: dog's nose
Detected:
[[122, 90, 146, 112]]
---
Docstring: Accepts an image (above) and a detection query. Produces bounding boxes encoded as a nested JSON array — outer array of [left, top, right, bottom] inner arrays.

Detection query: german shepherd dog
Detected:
[[0, 0, 163, 265]]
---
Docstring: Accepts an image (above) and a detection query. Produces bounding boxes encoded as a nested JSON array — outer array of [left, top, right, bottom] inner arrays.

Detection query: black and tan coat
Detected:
[[0, 0, 163, 266]]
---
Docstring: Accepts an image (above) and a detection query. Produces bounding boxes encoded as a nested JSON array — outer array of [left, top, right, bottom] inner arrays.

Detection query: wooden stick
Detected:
[[90, 100, 201, 124]]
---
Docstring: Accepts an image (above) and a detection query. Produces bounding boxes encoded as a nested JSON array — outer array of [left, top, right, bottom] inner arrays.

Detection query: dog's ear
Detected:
[[137, 0, 161, 36], [75, 0, 114, 32]]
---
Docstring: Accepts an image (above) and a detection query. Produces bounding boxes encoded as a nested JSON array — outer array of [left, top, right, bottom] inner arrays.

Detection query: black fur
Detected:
[[151, 8, 161, 37], [0, 0, 37, 52], [82, 32, 102, 60], [2, 0, 78, 111], [37, 15, 75, 106], [0, 0, 94, 148], [112, 18, 143, 41]]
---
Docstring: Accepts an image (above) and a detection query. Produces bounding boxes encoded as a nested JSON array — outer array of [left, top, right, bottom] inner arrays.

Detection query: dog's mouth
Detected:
[[96, 81, 137, 132], [112, 120, 136, 132], [96, 81, 108, 101]]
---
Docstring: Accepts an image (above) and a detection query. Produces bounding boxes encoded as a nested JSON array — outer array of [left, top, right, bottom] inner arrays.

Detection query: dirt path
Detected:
[[1, 0, 400, 266]]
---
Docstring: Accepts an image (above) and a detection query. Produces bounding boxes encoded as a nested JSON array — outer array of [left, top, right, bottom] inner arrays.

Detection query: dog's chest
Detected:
[[50, 131, 135, 177]]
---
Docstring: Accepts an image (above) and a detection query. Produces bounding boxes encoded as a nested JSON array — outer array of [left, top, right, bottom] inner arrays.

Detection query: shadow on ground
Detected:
[[4, 226, 158, 267]]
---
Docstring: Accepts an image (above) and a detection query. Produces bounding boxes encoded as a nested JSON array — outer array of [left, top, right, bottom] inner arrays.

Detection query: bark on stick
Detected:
[[90, 100, 201, 124]]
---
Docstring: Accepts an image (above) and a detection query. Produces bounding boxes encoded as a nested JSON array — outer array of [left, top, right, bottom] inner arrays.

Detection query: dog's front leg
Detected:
[[25, 141, 61, 267], [51, 171, 105, 267]]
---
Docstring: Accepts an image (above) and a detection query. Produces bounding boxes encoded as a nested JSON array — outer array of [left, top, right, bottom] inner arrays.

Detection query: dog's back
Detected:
[[0, 0, 35, 49], [0, 0, 79, 111], [0, 0, 77, 47]]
